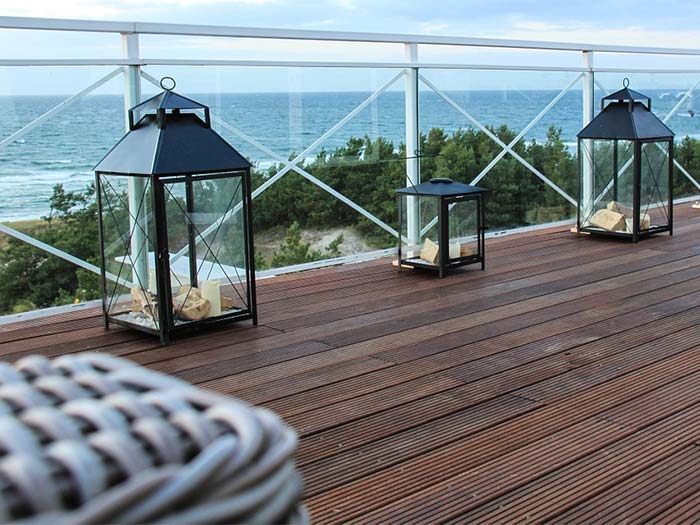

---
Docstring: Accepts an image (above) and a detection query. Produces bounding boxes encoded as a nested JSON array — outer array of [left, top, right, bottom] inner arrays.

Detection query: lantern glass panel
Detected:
[[399, 195, 440, 264], [162, 174, 250, 324], [640, 141, 670, 230], [579, 138, 635, 231], [99, 174, 159, 330], [447, 198, 479, 261]]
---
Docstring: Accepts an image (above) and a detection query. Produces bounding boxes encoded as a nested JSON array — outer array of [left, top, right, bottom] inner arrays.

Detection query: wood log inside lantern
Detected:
[[460, 244, 475, 257], [131, 287, 158, 320], [172, 288, 211, 321], [606, 200, 634, 217], [607, 201, 651, 231], [419, 238, 440, 264], [589, 209, 626, 232]]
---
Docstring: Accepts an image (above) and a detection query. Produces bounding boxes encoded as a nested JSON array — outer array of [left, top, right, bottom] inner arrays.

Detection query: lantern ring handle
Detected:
[[160, 77, 176, 91], [623, 77, 630, 88]]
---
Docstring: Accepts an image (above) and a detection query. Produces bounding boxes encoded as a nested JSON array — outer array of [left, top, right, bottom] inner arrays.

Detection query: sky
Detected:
[[0, 0, 700, 94]]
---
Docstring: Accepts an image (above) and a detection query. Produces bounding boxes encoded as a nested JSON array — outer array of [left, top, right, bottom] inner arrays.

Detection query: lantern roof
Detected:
[[602, 87, 651, 107], [396, 177, 488, 197], [577, 102, 674, 141], [130, 90, 208, 114], [578, 80, 674, 141], [95, 78, 251, 176]]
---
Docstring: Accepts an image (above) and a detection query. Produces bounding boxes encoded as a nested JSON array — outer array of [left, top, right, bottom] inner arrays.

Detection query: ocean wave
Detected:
[[28, 159, 73, 165]]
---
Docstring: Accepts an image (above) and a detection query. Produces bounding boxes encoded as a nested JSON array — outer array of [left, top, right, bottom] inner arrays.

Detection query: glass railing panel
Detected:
[[0, 66, 125, 315], [141, 65, 406, 270], [0, 67, 124, 223], [417, 69, 582, 231]]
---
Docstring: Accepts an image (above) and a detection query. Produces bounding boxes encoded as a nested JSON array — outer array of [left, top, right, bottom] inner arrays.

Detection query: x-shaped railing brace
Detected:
[[417, 73, 581, 237]]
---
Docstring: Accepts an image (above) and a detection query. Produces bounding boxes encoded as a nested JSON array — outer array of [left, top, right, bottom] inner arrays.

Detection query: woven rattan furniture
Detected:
[[0, 352, 307, 524]]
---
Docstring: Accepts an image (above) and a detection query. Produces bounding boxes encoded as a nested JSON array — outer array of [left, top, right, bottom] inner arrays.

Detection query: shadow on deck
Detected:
[[2, 205, 700, 523]]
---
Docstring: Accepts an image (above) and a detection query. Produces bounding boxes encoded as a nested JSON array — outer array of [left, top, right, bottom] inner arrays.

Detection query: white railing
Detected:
[[1, 15, 700, 291]]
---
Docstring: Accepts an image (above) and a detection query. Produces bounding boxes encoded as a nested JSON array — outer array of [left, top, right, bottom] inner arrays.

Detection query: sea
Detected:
[[1, 88, 699, 222]]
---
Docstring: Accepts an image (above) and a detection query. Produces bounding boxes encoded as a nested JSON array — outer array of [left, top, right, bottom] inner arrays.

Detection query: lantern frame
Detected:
[[576, 81, 674, 242], [95, 83, 257, 345], [396, 178, 488, 278]]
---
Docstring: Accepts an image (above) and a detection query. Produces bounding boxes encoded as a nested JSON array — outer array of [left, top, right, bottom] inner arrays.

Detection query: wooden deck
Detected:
[[2, 206, 700, 523]]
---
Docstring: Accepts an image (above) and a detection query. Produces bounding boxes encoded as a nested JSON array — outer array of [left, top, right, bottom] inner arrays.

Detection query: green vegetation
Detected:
[[0, 184, 101, 314], [2, 124, 699, 315], [266, 222, 344, 269]]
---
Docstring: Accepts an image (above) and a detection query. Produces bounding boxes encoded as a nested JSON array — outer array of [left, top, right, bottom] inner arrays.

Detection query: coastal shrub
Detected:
[[0, 184, 100, 313]]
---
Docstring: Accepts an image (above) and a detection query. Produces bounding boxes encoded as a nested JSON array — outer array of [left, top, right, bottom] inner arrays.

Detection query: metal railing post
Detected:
[[122, 32, 148, 290], [405, 43, 420, 245], [581, 50, 595, 224]]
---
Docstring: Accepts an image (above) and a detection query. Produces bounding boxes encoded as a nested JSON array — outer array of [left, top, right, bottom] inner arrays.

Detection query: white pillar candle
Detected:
[[201, 280, 221, 318], [148, 268, 157, 294]]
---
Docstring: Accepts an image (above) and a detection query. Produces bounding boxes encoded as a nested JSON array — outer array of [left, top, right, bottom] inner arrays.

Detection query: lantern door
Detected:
[[444, 196, 482, 268], [398, 194, 446, 269], [578, 138, 639, 236], [157, 172, 255, 331], [638, 140, 672, 235]]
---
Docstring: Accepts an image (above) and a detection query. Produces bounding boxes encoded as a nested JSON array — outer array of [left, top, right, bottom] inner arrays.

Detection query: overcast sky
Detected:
[[1, 0, 700, 94]]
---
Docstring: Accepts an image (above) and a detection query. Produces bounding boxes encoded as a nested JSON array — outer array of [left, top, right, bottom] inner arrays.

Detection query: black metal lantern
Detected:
[[577, 79, 674, 242], [95, 78, 257, 344], [396, 177, 488, 278]]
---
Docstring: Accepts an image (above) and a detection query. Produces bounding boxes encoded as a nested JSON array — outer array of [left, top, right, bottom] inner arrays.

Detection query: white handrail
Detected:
[[2, 59, 700, 75], [3, 16, 700, 56]]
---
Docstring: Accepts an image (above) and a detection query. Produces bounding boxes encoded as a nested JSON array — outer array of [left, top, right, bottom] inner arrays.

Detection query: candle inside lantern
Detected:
[[201, 280, 221, 317]]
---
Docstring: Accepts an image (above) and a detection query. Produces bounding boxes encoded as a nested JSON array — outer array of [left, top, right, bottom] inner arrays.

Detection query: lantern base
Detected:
[[397, 254, 484, 278], [105, 307, 256, 345], [577, 224, 671, 241]]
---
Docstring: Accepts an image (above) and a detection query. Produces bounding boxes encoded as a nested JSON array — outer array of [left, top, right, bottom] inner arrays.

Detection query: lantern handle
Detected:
[[160, 76, 176, 91], [623, 77, 630, 88]]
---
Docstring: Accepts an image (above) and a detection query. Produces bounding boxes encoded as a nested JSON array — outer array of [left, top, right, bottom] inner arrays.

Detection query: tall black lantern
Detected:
[[396, 178, 488, 278], [95, 78, 257, 344], [577, 80, 674, 242]]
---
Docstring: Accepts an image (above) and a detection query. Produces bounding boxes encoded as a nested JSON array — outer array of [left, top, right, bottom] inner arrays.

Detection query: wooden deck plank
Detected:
[[1, 208, 699, 523], [454, 371, 700, 523], [544, 448, 700, 524], [350, 401, 700, 524], [291, 301, 700, 469], [198, 253, 700, 396], [646, 486, 700, 524], [305, 345, 700, 522]]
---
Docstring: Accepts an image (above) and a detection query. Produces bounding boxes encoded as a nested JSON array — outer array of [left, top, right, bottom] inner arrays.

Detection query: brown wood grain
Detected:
[[2, 207, 700, 523]]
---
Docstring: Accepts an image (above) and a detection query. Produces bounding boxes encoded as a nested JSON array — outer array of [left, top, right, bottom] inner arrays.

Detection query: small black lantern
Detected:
[[95, 78, 256, 344], [577, 79, 674, 242], [396, 177, 488, 278]]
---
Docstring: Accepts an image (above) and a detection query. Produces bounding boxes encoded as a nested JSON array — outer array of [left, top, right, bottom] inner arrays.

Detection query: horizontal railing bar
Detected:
[[593, 67, 700, 74], [0, 59, 587, 70], [3, 16, 700, 57], [2, 58, 700, 76]]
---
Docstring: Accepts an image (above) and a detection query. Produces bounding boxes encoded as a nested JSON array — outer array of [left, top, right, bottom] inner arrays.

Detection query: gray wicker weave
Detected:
[[0, 352, 308, 524]]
